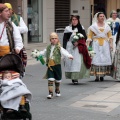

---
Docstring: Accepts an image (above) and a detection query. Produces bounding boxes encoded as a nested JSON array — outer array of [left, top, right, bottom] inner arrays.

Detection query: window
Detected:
[[55, 0, 70, 30]]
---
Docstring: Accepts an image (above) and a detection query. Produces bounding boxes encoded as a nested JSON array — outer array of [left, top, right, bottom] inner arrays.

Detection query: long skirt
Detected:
[[90, 65, 111, 78], [90, 39, 112, 78], [65, 55, 90, 80], [113, 41, 120, 80]]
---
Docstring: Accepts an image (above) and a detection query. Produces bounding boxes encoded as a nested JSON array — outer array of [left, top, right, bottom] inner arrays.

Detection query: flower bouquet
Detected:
[[72, 33, 84, 45], [31, 49, 45, 65], [87, 46, 96, 58], [107, 21, 112, 29]]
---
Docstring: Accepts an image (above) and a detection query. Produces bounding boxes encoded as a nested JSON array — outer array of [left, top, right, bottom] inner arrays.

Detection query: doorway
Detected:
[[94, 0, 107, 16], [27, 0, 42, 43]]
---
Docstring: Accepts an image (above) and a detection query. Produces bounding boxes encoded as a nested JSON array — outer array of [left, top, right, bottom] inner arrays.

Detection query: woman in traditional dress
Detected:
[[63, 14, 91, 84], [107, 10, 120, 62], [113, 26, 120, 80], [87, 12, 113, 81]]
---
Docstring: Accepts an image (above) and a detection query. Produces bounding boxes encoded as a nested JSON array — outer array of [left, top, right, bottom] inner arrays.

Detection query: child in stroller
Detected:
[[0, 53, 32, 120]]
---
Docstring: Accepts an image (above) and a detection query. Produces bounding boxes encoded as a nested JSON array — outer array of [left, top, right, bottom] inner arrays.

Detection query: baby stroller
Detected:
[[0, 53, 32, 120]]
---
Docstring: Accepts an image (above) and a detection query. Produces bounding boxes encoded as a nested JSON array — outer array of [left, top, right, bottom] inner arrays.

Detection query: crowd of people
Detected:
[[0, 2, 120, 102]]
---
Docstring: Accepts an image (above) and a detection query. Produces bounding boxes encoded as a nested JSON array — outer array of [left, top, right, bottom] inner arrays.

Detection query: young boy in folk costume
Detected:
[[39, 32, 73, 99]]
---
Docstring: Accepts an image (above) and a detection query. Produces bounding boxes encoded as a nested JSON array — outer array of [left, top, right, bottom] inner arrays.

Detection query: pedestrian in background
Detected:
[[107, 10, 120, 63], [63, 14, 90, 84], [87, 12, 113, 81], [4, 3, 28, 34], [113, 26, 120, 80]]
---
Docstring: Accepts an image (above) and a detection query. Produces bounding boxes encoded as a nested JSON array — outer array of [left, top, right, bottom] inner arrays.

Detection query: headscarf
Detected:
[[70, 14, 83, 33], [92, 12, 106, 24], [4, 3, 12, 9]]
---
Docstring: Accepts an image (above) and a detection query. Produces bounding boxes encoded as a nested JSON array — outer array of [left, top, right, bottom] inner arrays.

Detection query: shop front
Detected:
[[27, 0, 43, 43]]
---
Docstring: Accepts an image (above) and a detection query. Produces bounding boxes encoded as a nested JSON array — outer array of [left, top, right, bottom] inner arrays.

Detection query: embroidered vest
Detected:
[[46, 45, 61, 65], [6, 21, 14, 52], [11, 14, 20, 26]]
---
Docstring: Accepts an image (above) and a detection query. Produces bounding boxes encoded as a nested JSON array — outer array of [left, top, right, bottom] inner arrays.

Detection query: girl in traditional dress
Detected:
[[107, 10, 120, 62], [63, 14, 91, 84], [87, 12, 113, 81], [113, 26, 120, 80]]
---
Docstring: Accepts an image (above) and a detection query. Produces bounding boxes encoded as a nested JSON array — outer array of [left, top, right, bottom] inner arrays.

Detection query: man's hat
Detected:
[[0, 4, 7, 12], [4, 3, 12, 9]]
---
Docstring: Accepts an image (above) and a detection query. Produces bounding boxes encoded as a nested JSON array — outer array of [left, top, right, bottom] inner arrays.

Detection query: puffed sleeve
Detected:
[[12, 22, 23, 51], [107, 30, 112, 39], [87, 29, 94, 41], [18, 17, 28, 34]]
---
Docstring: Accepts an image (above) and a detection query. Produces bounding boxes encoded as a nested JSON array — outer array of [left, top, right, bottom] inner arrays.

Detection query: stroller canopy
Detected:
[[0, 54, 24, 76]]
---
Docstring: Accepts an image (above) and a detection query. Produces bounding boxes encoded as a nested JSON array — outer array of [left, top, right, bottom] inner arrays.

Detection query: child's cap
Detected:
[[50, 32, 58, 40]]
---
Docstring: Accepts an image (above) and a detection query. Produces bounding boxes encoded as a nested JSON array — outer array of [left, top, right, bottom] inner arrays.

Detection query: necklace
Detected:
[[0, 22, 6, 40]]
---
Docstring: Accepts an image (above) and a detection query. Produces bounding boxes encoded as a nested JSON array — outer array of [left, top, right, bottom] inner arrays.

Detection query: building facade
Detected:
[[1, 0, 120, 47]]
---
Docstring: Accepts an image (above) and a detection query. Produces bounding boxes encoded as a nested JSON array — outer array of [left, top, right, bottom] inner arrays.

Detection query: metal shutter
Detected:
[[55, 0, 70, 30]]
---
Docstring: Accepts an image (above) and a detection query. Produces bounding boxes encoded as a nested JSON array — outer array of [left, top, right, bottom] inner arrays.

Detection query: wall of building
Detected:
[[43, 0, 55, 43], [107, 0, 120, 18], [70, 0, 91, 31]]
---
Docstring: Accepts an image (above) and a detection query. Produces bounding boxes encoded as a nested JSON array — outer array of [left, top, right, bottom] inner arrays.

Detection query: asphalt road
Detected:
[[23, 63, 120, 120]]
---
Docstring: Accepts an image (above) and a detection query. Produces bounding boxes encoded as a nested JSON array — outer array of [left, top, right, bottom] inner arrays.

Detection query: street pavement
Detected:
[[23, 44, 120, 120]]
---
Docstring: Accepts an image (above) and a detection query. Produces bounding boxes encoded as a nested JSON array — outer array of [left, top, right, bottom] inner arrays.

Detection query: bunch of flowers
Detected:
[[31, 49, 45, 65], [72, 33, 84, 45], [107, 21, 113, 29]]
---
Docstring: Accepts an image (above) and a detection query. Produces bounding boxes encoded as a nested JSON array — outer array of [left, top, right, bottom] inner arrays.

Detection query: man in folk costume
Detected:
[[0, 3, 24, 110], [39, 32, 73, 99], [4, 3, 28, 34], [5, 3, 28, 69], [0, 4, 23, 58]]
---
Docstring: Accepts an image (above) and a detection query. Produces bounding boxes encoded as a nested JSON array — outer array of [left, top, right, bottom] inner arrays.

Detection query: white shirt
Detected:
[[0, 22, 23, 50], [9, 16, 28, 34], [40, 45, 73, 59]]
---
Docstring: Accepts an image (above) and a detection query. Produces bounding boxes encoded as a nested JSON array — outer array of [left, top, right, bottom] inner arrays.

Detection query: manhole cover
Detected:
[[83, 105, 107, 108]]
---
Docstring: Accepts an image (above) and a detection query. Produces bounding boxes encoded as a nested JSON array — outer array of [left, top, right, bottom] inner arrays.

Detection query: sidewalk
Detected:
[[70, 82, 120, 113], [26, 43, 48, 65]]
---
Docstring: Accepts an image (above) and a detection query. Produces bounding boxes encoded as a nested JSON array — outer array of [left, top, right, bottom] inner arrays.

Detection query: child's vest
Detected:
[[46, 45, 61, 65]]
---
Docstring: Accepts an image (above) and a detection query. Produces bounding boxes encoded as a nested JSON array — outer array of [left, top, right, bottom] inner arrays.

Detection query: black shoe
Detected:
[[95, 77, 99, 82], [100, 77, 104, 81], [72, 80, 78, 84], [19, 105, 27, 112]]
